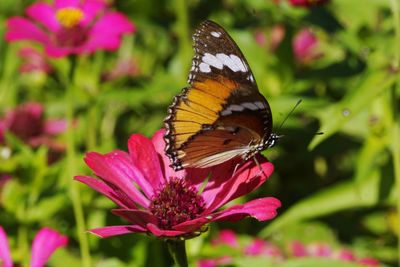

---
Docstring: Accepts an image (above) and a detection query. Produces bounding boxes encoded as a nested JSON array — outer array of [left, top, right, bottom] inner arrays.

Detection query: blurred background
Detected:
[[0, 0, 399, 266]]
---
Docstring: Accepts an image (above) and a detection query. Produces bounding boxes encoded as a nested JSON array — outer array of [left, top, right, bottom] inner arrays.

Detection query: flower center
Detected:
[[149, 177, 205, 230], [56, 7, 84, 28]]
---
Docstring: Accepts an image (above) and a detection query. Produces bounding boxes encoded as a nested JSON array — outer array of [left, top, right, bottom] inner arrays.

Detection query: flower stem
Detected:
[[66, 57, 91, 267], [167, 240, 188, 267], [390, 0, 400, 265], [176, 0, 191, 81]]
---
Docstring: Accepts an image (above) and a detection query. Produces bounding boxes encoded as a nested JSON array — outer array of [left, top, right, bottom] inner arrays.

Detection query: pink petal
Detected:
[[290, 240, 308, 257], [172, 217, 209, 233], [358, 257, 380, 266], [127, 133, 164, 195], [187, 159, 237, 201], [44, 120, 67, 135], [54, 0, 81, 9], [151, 129, 186, 179], [30, 227, 68, 267], [84, 12, 135, 52], [214, 230, 239, 248], [89, 225, 147, 238], [198, 259, 218, 267], [111, 209, 158, 228], [208, 197, 281, 222], [204, 157, 274, 212], [44, 43, 73, 58], [26, 3, 60, 32], [0, 227, 12, 267], [337, 249, 356, 261], [6, 17, 50, 44], [146, 223, 186, 237], [74, 175, 136, 209], [84, 151, 150, 207], [245, 239, 268, 255], [80, 0, 107, 26]]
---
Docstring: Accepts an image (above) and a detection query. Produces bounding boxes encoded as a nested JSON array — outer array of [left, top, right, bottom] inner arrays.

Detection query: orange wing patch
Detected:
[[166, 76, 239, 149]]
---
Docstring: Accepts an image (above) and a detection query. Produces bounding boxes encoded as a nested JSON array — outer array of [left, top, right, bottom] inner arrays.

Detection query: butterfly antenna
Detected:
[[276, 99, 302, 133]]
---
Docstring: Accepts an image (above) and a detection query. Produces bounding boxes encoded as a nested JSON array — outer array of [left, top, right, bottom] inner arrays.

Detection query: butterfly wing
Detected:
[[164, 20, 273, 170]]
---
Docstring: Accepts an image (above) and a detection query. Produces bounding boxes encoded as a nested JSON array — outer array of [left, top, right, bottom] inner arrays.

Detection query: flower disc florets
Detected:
[[150, 177, 205, 230]]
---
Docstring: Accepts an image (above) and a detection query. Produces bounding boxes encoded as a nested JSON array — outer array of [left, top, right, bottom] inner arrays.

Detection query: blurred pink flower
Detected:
[[75, 129, 280, 239], [0, 226, 68, 267], [6, 0, 135, 58], [211, 229, 239, 248], [289, 241, 380, 266], [102, 57, 140, 82], [199, 233, 380, 267], [18, 47, 52, 74], [254, 24, 286, 52], [198, 230, 282, 267], [0, 102, 66, 150], [292, 28, 321, 64], [289, 0, 329, 7]]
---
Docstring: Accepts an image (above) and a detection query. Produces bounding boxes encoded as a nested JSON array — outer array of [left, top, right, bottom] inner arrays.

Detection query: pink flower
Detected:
[[244, 239, 282, 258], [292, 28, 321, 64], [0, 226, 68, 267], [211, 230, 239, 248], [102, 57, 140, 82], [289, 0, 329, 7], [75, 129, 280, 238], [289, 241, 380, 266], [0, 102, 66, 149], [358, 257, 380, 266], [18, 47, 52, 74], [254, 24, 286, 52], [6, 0, 135, 58], [198, 229, 283, 267]]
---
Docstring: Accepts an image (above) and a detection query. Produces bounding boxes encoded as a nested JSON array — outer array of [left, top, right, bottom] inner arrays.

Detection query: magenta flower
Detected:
[[289, 0, 329, 7], [6, 0, 135, 58], [289, 241, 380, 266], [198, 229, 282, 267], [18, 47, 52, 74], [102, 57, 140, 82], [0, 226, 68, 267], [292, 28, 321, 64], [0, 102, 66, 151], [75, 129, 280, 238], [0, 102, 68, 163]]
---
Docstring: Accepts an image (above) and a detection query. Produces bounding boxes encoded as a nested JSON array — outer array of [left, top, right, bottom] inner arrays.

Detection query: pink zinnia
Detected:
[[289, 0, 329, 7], [0, 102, 66, 151], [18, 47, 52, 74], [0, 226, 68, 267], [292, 28, 321, 64], [6, 0, 135, 58], [75, 129, 280, 238]]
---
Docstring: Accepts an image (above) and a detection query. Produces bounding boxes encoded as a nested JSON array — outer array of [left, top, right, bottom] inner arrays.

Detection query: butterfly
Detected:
[[164, 20, 279, 171]]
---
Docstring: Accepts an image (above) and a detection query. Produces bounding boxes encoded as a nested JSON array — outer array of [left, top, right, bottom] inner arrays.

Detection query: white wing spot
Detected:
[[211, 31, 221, 38], [199, 62, 211, 73], [216, 53, 239, 72], [220, 109, 232, 116], [254, 101, 264, 109], [241, 102, 258, 110], [230, 54, 247, 72], [228, 104, 244, 112], [202, 53, 223, 69]]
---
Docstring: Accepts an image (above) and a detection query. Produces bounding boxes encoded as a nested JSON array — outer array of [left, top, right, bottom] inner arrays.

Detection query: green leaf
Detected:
[[261, 169, 392, 237], [308, 70, 396, 149]]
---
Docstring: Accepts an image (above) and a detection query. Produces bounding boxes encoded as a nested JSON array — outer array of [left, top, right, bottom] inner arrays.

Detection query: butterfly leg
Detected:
[[253, 156, 267, 177]]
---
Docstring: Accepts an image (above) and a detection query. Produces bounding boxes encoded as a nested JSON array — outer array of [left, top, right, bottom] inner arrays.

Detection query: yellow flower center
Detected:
[[56, 7, 84, 28]]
